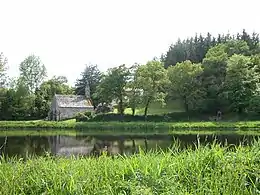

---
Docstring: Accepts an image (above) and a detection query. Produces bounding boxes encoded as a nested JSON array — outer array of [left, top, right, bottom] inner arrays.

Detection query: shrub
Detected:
[[95, 103, 114, 114], [249, 95, 260, 114], [75, 112, 89, 122], [84, 111, 93, 118], [83, 112, 206, 122]]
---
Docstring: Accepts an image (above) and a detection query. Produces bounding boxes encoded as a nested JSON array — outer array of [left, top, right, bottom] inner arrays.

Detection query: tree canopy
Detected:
[[1, 29, 260, 120]]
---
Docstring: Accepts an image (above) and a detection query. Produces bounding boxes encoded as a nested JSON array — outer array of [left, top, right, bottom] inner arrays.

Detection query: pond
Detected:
[[0, 131, 259, 158]]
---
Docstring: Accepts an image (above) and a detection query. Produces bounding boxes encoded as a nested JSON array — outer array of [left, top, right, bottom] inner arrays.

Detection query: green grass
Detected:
[[0, 119, 76, 130], [0, 130, 77, 136], [1, 142, 260, 194], [2, 129, 260, 137], [75, 121, 260, 132], [114, 99, 184, 115], [2, 120, 260, 132]]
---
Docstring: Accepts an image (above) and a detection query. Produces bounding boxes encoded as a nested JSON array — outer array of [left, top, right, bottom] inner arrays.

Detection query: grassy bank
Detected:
[[1, 120, 260, 132], [1, 143, 260, 194]]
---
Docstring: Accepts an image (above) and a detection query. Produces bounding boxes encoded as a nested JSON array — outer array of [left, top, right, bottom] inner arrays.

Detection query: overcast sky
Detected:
[[1, 0, 260, 85]]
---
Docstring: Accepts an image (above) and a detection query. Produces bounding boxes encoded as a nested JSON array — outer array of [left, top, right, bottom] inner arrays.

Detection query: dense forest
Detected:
[[0, 29, 260, 120]]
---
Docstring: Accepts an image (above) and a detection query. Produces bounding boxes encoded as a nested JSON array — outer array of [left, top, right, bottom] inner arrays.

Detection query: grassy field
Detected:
[[1, 120, 260, 132], [1, 142, 260, 194], [114, 99, 184, 115]]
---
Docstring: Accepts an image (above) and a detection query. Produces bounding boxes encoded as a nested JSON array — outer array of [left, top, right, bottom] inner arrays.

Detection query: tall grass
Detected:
[[1, 142, 260, 194]]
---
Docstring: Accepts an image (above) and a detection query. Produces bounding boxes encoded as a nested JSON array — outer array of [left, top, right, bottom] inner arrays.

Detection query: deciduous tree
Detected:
[[0, 52, 8, 87], [202, 44, 228, 112], [224, 54, 258, 113], [136, 60, 168, 117], [168, 60, 205, 112], [19, 55, 47, 93], [95, 64, 130, 115], [127, 63, 143, 115]]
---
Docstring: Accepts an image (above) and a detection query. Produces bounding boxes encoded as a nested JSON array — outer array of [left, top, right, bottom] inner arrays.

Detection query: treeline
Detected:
[[0, 54, 73, 120], [1, 29, 260, 121], [75, 30, 260, 117], [162, 29, 260, 68]]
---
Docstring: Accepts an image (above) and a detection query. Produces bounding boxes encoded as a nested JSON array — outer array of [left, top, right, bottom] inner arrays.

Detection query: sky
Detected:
[[1, 0, 260, 86]]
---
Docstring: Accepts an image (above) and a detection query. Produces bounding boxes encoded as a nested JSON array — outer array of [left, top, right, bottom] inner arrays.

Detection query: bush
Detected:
[[77, 111, 260, 122], [249, 96, 260, 114], [82, 112, 206, 122], [95, 103, 114, 114], [84, 111, 92, 118], [75, 111, 95, 122], [75, 112, 89, 122]]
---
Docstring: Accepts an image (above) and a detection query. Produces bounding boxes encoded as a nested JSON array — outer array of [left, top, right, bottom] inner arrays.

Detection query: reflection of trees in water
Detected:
[[1, 134, 258, 158], [0, 136, 50, 158]]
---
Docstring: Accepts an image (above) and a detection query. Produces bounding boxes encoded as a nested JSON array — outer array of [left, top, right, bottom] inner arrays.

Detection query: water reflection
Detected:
[[0, 133, 259, 158]]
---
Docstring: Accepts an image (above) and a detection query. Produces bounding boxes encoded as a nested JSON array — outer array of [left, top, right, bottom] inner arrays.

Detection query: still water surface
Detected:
[[0, 132, 259, 158]]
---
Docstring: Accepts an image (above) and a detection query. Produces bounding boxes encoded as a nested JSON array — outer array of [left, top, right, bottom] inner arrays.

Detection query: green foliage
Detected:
[[1, 29, 260, 121], [136, 60, 169, 116], [0, 52, 8, 87], [75, 112, 89, 122], [224, 54, 258, 113], [0, 77, 37, 120], [2, 143, 260, 194], [0, 120, 75, 129], [202, 44, 229, 112], [95, 103, 114, 114], [19, 55, 47, 93], [84, 112, 202, 122], [75, 64, 102, 108], [225, 40, 250, 56], [168, 60, 205, 112], [40, 76, 73, 101], [95, 64, 130, 115], [163, 29, 260, 68], [249, 95, 260, 113], [127, 63, 143, 115], [3, 120, 260, 132], [75, 111, 94, 122]]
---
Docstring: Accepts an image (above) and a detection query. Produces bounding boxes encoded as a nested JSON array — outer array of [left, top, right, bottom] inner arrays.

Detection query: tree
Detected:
[[95, 64, 130, 115], [163, 30, 259, 68], [1, 77, 35, 120], [224, 54, 258, 113], [40, 76, 73, 102], [19, 55, 47, 93], [33, 88, 49, 119], [0, 88, 8, 118], [168, 61, 205, 112], [75, 64, 102, 108], [136, 60, 168, 117], [224, 40, 250, 56], [248, 94, 260, 114], [0, 53, 8, 116], [202, 44, 229, 112], [0, 52, 8, 87], [127, 63, 143, 115], [34, 76, 73, 118]]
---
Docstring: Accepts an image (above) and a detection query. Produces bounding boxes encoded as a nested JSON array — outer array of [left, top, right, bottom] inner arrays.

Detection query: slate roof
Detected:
[[55, 95, 93, 108]]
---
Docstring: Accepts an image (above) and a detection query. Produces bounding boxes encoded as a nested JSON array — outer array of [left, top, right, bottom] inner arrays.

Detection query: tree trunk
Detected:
[[144, 98, 151, 118], [132, 107, 136, 116], [119, 97, 124, 115], [183, 96, 189, 113]]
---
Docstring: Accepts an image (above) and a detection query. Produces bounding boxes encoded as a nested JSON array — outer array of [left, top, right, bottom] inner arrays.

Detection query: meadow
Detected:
[[1, 141, 260, 194]]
